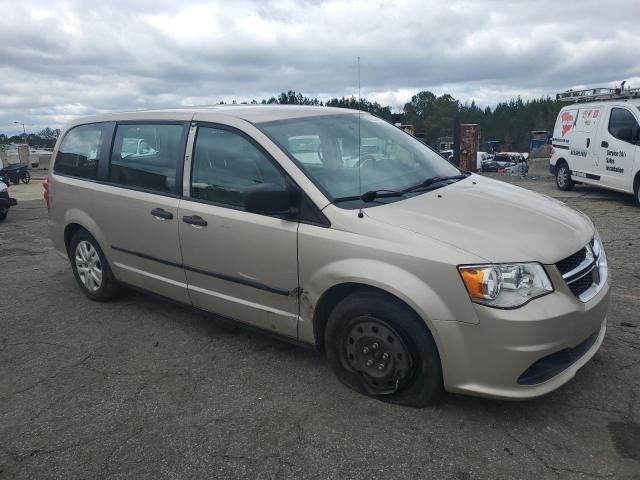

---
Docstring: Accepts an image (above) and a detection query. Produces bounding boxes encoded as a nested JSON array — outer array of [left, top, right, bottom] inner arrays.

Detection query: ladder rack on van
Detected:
[[556, 86, 640, 103]]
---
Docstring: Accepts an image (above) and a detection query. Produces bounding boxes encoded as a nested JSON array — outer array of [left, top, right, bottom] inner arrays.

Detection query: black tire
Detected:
[[21, 171, 31, 184], [555, 162, 574, 191], [0, 208, 7, 221], [69, 229, 121, 301], [325, 291, 443, 407], [634, 175, 640, 208]]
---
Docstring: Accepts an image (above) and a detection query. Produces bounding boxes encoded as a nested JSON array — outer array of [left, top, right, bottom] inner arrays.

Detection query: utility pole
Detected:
[[14, 121, 27, 145]]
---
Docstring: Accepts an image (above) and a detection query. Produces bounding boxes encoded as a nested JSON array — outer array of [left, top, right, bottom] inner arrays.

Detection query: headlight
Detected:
[[458, 263, 553, 308], [592, 230, 603, 259]]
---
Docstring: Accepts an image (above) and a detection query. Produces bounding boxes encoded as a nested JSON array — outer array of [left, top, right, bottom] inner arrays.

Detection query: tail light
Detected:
[[43, 178, 50, 210]]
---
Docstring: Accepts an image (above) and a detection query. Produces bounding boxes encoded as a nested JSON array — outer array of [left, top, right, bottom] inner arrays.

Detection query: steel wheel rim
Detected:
[[75, 241, 102, 292], [342, 317, 414, 395]]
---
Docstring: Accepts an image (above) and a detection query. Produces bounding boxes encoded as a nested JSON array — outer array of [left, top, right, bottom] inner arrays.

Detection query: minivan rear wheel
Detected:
[[325, 291, 443, 407], [634, 175, 640, 207], [555, 162, 574, 191], [70, 230, 121, 301]]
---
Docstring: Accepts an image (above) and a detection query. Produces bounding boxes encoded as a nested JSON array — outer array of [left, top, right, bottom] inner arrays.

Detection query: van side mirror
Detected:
[[243, 183, 299, 217], [617, 127, 633, 143]]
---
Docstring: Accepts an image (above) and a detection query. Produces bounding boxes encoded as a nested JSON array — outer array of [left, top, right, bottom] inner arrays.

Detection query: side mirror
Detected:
[[617, 127, 633, 143], [243, 183, 299, 217]]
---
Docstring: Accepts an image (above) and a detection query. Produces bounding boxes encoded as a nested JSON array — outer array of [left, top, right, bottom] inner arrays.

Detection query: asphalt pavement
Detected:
[[1, 174, 639, 479]]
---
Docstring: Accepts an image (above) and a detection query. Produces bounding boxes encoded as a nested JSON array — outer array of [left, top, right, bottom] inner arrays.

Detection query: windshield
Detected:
[[258, 114, 460, 203]]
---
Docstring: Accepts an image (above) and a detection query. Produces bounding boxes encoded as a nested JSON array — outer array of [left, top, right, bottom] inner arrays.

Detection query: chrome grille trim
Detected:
[[557, 239, 607, 303], [562, 247, 596, 283]]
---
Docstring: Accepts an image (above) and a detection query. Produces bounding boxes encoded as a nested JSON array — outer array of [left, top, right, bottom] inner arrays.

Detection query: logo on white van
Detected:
[[561, 111, 574, 136], [581, 109, 599, 126]]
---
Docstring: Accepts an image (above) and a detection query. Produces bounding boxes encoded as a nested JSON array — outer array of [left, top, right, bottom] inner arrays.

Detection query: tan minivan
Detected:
[[46, 106, 610, 406]]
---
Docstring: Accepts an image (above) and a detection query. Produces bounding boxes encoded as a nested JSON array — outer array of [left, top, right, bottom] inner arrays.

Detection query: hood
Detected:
[[365, 175, 594, 264]]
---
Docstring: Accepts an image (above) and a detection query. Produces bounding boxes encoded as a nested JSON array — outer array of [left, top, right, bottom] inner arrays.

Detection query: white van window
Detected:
[[109, 124, 184, 193], [608, 108, 640, 144], [191, 127, 286, 208], [54, 124, 102, 179]]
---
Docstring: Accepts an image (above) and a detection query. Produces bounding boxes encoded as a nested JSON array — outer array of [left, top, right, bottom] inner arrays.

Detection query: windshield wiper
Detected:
[[403, 173, 470, 193], [334, 189, 406, 203]]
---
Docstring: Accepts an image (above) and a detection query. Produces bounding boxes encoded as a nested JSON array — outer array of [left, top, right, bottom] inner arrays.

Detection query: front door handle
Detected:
[[182, 215, 208, 227], [151, 208, 173, 220], [586, 138, 590, 148], [601, 140, 609, 148]]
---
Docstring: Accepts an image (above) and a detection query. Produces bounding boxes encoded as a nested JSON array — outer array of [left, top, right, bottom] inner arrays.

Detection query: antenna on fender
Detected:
[[357, 56, 364, 219]]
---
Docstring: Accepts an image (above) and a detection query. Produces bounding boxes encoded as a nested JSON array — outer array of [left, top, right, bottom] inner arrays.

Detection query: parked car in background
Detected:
[[440, 149, 454, 162], [477, 151, 492, 170], [47, 105, 609, 406], [480, 153, 528, 175], [0, 179, 18, 221]]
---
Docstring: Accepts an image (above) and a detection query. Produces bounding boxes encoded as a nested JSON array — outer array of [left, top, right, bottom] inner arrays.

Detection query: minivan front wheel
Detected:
[[70, 230, 120, 301], [555, 162, 574, 191], [325, 291, 443, 407]]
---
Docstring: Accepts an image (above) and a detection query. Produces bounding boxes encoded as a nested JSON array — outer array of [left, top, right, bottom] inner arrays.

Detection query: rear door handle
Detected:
[[182, 215, 208, 227], [586, 138, 590, 148], [601, 140, 608, 148], [151, 208, 173, 220]]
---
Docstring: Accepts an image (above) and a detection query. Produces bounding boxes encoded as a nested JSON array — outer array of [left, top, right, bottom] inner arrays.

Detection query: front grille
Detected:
[[568, 270, 594, 297], [556, 248, 587, 276], [555, 241, 603, 302]]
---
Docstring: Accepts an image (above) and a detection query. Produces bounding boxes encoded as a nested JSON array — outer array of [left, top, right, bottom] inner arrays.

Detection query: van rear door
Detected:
[[552, 107, 577, 168], [571, 105, 602, 181], [91, 121, 191, 303]]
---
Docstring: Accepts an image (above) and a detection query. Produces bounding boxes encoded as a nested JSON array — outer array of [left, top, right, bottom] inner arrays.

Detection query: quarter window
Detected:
[[54, 124, 103, 179], [608, 108, 639, 144], [191, 127, 287, 208], [109, 124, 185, 193]]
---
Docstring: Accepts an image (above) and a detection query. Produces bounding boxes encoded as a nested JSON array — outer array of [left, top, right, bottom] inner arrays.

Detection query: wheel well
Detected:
[[313, 283, 424, 351], [556, 157, 568, 168], [63, 223, 85, 256], [634, 170, 640, 190]]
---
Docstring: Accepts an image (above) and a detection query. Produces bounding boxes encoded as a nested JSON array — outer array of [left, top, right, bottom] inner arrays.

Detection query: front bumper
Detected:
[[0, 196, 17, 208], [434, 266, 610, 399]]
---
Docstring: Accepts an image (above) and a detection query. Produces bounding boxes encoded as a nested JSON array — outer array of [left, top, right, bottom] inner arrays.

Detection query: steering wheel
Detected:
[[359, 155, 377, 170]]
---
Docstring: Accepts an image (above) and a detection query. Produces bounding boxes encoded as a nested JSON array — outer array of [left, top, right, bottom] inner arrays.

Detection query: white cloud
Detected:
[[0, 0, 638, 134]]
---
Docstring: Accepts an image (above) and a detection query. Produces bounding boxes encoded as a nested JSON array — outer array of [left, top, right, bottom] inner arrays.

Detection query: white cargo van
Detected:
[[550, 86, 640, 206]]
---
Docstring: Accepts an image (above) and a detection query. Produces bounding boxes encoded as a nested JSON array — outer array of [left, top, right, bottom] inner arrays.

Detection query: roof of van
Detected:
[[560, 98, 640, 109], [67, 105, 362, 129]]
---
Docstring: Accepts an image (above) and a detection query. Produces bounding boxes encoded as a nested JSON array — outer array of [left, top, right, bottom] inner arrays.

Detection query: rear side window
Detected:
[[608, 108, 639, 144], [190, 127, 286, 208], [109, 124, 185, 193], [54, 124, 103, 179]]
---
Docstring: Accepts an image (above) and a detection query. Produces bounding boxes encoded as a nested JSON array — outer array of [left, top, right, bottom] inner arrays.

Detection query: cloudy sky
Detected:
[[1, 0, 639, 135]]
